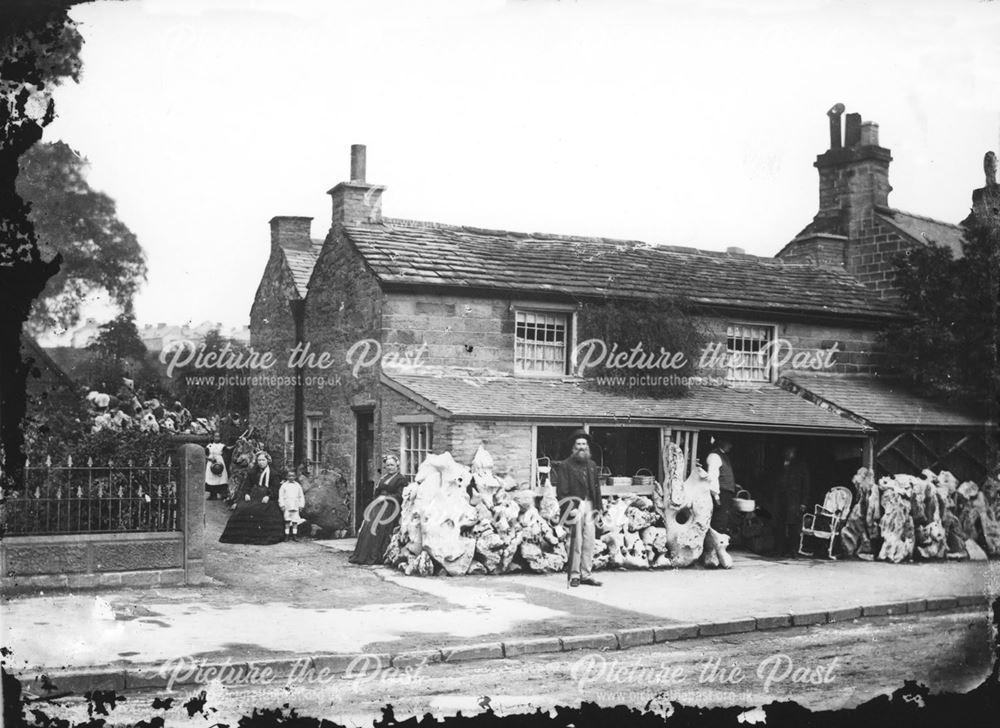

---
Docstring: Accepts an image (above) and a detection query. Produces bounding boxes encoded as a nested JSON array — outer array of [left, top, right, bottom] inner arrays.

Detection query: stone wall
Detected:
[[248, 246, 301, 451], [302, 230, 383, 477], [694, 315, 884, 380], [848, 213, 917, 301], [777, 235, 848, 268], [442, 420, 534, 485], [377, 384, 438, 468], [381, 292, 515, 370], [0, 444, 206, 592]]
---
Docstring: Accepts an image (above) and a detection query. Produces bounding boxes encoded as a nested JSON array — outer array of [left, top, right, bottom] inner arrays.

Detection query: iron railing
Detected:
[[1, 455, 179, 536]]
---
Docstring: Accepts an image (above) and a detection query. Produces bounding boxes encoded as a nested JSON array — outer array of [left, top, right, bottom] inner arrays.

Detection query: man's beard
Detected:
[[572, 448, 589, 461]]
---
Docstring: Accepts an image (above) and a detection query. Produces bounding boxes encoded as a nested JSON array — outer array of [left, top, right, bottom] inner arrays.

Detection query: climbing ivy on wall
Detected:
[[575, 296, 708, 398]]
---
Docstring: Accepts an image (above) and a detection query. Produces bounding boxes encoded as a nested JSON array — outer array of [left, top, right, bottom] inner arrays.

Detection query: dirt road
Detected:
[[17, 610, 992, 726]]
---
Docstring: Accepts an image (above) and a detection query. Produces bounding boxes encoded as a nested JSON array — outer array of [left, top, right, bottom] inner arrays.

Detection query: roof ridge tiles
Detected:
[[367, 219, 795, 262]]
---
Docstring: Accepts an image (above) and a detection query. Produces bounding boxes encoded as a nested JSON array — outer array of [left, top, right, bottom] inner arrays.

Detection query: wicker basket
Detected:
[[733, 488, 756, 513], [632, 468, 655, 487], [609, 476, 633, 488], [598, 465, 612, 487]]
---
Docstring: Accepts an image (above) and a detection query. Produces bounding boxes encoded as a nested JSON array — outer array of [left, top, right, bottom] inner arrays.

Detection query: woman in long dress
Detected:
[[219, 450, 286, 545], [350, 455, 408, 564]]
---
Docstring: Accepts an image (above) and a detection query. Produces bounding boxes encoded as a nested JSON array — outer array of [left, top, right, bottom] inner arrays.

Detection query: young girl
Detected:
[[204, 440, 229, 500], [278, 469, 306, 541]]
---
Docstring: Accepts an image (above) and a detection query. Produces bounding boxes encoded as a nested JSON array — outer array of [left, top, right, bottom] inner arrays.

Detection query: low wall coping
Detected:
[[2, 531, 182, 545]]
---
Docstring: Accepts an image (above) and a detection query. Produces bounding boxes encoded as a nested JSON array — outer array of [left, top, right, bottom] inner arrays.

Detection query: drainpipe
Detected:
[[289, 299, 306, 469]]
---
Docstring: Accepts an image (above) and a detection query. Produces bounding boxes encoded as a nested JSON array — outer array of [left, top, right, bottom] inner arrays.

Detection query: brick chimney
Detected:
[[814, 105, 893, 236], [328, 144, 385, 227], [269, 216, 313, 251]]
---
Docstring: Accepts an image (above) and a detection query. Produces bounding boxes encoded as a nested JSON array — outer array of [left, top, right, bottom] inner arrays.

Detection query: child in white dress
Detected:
[[205, 442, 229, 500], [278, 471, 306, 541]]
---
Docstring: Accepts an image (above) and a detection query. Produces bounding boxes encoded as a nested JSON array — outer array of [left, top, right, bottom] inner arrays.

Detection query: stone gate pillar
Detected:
[[176, 443, 206, 584]]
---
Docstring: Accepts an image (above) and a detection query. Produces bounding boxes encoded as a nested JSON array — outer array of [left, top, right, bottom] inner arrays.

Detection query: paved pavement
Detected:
[[1, 499, 995, 693]]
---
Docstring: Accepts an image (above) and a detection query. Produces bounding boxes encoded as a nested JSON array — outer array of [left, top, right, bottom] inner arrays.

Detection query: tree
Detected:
[[1, 1, 85, 487], [880, 214, 1000, 406], [17, 140, 147, 333], [174, 329, 251, 419], [81, 307, 149, 392]]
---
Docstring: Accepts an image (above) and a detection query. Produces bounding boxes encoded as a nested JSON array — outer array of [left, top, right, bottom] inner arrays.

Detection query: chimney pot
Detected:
[[844, 113, 862, 148], [860, 121, 879, 147], [826, 103, 845, 150], [726, 246, 746, 255], [350, 144, 366, 183]]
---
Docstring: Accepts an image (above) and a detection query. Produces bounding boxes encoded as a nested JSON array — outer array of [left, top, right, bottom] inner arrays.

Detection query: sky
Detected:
[[36, 0, 1000, 341]]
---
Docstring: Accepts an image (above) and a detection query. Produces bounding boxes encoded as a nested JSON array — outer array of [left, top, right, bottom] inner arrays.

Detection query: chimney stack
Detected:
[[269, 216, 314, 251], [328, 144, 385, 227], [814, 104, 893, 221], [350, 144, 366, 183]]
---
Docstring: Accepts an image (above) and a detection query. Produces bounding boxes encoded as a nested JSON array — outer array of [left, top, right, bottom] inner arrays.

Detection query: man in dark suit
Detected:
[[550, 430, 603, 587], [777, 446, 811, 556]]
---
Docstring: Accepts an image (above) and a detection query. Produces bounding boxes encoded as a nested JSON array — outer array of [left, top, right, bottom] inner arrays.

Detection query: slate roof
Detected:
[[280, 238, 324, 298], [874, 207, 965, 258], [780, 373, 990, 428], [381, 372, 868, 434], [345, 220, 900, 319]]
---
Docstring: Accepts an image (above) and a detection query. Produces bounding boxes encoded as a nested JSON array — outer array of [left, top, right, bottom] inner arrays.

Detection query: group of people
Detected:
[[548, 432, 814, 586], [217, 431, 811, 570], [215, 450, 308, 545]]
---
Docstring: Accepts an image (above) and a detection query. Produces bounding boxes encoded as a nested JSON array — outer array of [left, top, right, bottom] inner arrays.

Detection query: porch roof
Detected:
[[381, 372, 869, 435], [780, 373, 991, 429]]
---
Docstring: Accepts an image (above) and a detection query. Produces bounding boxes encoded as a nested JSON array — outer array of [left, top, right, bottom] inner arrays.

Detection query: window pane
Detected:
[[515, 310, 567, 374], [726, 323, 773, 383]]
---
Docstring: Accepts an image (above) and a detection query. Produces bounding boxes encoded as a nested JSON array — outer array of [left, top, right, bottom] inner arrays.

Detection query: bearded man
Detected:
[[550, 430, 604, 587]]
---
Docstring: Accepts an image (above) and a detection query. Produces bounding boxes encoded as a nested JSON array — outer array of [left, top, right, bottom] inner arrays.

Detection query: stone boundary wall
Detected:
[[1, 444, 206, 591]]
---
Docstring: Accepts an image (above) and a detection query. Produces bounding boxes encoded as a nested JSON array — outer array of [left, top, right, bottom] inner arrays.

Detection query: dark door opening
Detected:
[[354, 410, 374, 534]]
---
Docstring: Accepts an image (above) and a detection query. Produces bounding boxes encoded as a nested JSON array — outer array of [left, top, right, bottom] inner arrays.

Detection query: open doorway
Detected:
[[354, 409, 374, 533]]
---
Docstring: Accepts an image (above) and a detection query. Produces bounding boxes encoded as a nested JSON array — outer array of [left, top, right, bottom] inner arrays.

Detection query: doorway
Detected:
[[354, 409, 374, 533]]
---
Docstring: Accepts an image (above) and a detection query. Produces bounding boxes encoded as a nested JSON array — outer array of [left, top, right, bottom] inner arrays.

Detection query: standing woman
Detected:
[[350, 454, 408, 564], [219, 450, 286, 545]]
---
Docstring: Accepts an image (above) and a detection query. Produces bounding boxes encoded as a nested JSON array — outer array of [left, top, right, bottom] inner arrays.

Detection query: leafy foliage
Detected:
[[17, 140, 147, 332], [576, 296, 708, 398], [24, 408, 173, 468], [79, 308, 157, 392], [1, 4, 85, 486], [173, 329, 250, 419], [880, 217, 1000, 404]]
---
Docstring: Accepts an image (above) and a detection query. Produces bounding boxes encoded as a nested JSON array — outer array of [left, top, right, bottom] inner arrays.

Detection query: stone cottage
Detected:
[[250, 112, 993, 533]]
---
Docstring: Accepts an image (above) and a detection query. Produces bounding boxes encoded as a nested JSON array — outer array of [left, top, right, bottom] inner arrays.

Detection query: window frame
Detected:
[[724, 321, 778, 384], [512, 303, 576, 378], [306, 416, 323, 467], [399, 422, 433, 479], [283, 421, 295, 465]]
